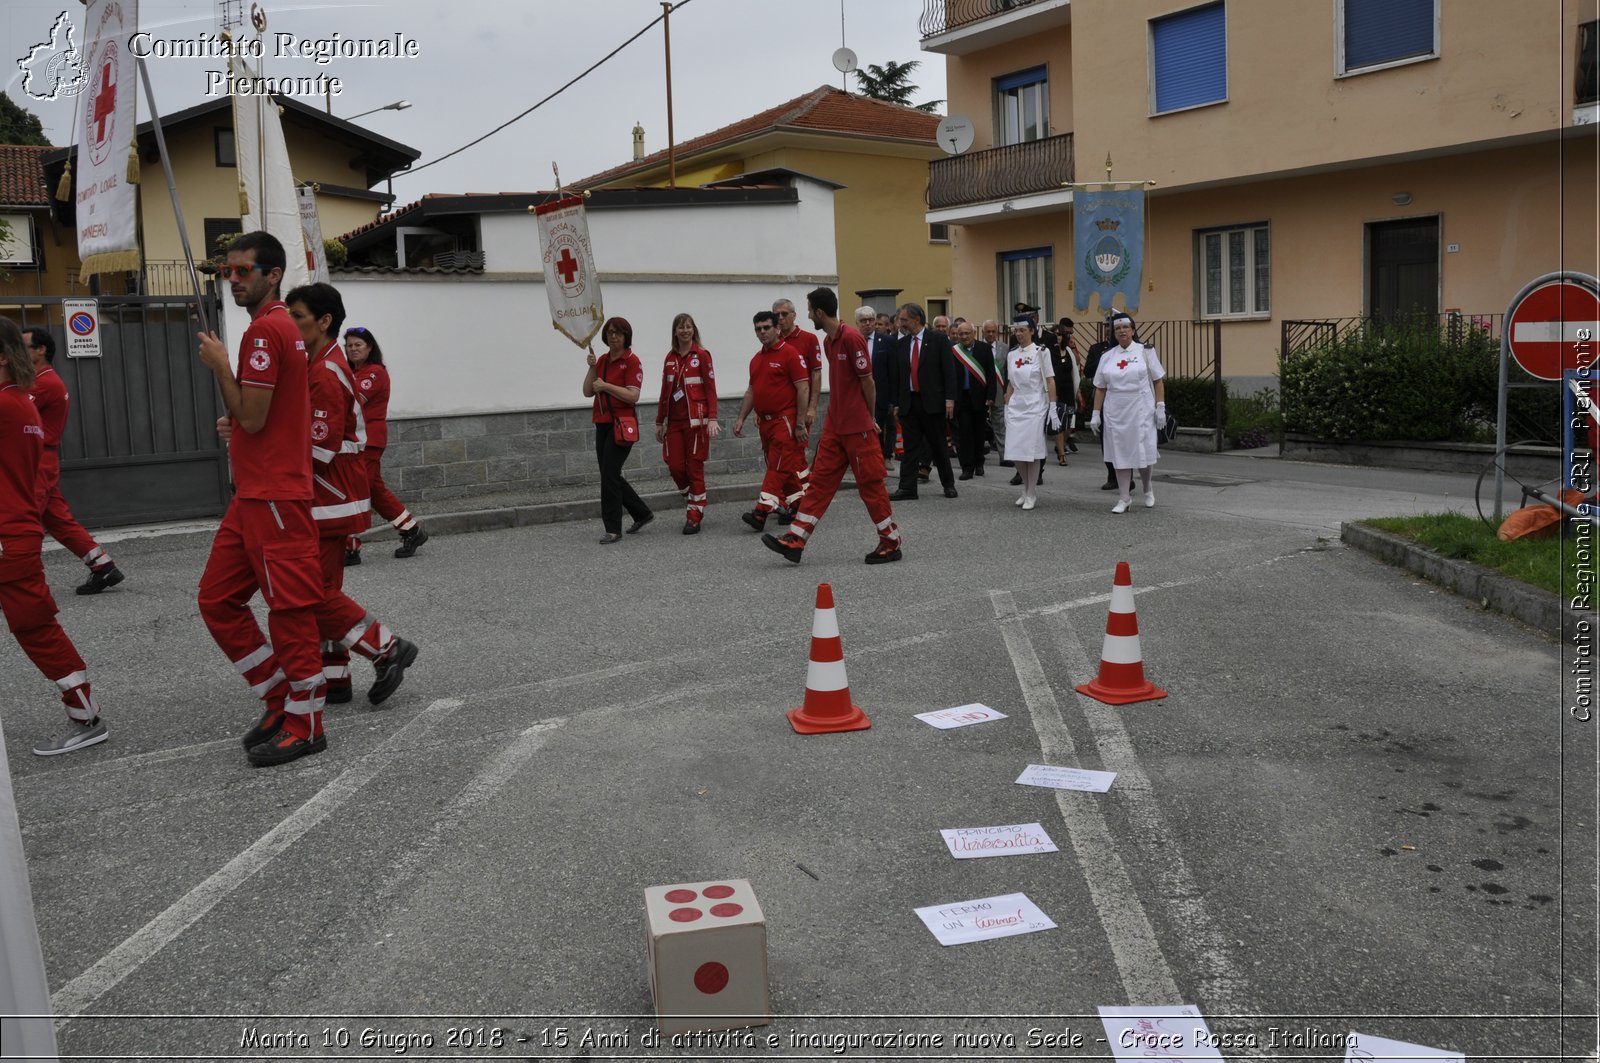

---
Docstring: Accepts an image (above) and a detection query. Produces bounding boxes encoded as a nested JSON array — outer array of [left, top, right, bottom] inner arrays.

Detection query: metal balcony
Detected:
[[927, 133, 1073, 212], [920, 0, 1072, 55]]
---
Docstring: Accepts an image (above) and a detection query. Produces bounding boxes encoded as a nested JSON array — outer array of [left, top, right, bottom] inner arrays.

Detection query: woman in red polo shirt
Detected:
[[343, 327, 429, 564], [583, 316, 654, 544]]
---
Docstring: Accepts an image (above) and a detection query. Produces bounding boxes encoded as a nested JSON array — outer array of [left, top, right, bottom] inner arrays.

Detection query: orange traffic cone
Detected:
[[1075, 562, 1169, 706], [788, 583, 872, 734]]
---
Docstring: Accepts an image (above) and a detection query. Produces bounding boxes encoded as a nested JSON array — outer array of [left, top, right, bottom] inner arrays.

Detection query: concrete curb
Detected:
[[1340, 521, 1584, 641]]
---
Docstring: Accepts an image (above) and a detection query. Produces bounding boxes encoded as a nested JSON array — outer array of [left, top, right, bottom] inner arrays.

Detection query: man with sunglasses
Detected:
[[732, 310, 810, 531], [195, 232, 329, 767]]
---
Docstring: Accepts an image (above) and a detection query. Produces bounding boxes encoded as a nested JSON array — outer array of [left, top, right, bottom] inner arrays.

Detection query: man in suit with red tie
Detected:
[[889, 302, 959, 501]]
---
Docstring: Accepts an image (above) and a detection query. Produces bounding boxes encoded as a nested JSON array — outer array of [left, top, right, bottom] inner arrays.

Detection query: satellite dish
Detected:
[[937, 114, 976, 156], [832, 47, 858, 73]]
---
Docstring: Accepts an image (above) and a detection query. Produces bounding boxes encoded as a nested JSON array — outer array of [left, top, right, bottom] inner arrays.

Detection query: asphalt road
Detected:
[[4, 451, 1594, 1061]]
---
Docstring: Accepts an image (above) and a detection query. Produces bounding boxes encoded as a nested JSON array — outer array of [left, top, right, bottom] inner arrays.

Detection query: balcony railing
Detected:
[[919, 0, 1054, 38], [927, 133, 1073, 211]]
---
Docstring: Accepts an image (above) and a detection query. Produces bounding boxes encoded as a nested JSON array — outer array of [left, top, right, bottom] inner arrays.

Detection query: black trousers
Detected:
[[897, 401, 954, 492], [876, 406, 895, 461], [595, 425, 652, 533], [953, 402, 988, 473]]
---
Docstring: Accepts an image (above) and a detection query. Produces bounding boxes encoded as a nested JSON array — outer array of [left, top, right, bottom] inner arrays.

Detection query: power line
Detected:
[[397, 0, 697, 180]]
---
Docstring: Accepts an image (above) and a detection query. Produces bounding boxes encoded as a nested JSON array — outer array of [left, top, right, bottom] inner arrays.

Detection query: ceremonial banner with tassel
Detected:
[[535, 194, 604, 348], [230, 52, 309, 288], [74, 0, 140, 276], [296, 185, 329, 283], [1073, 187, 1144, 314]]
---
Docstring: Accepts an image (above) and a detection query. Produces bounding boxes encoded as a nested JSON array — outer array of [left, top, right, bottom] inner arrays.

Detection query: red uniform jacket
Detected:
[[0, 383, 45, 540], [656, 345, 718, 429], [308, 342, 371, 538], [28, 367, 69, 449], [352, 362, 391, 450]]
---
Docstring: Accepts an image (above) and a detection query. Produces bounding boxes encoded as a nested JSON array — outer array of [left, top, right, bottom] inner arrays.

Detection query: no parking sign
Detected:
[[63, 299, 101, 359]]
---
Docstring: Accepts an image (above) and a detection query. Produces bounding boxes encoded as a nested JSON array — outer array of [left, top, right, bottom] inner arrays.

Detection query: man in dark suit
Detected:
[[950, 319, 995, 480], [1081, 312, 1120, 490], [859, 307, 897, 461], [889, 302, 958, 500]]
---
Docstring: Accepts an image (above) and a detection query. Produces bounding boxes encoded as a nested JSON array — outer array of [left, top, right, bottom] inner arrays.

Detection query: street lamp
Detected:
[[346, 100, 412, 120]]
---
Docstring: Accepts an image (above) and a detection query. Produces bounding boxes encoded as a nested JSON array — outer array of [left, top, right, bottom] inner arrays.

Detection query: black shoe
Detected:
[[917, 469, 931, 482], [865, 541, 903, 565], [1009, 473, 1023, 486], [889, 489, 918, 501], [775, 508, 793, 526], [393, 526, 429, 558], [761, 532, 805, 564], [324, 685, 353, 705], [975, 466, 985, 477], [1101, 481, 1119, 491], [741, 510, 768, 532], [998, 459, 1015, 467], [368, 637, 418, 705], [76, 564, 124, 596], [682, 520, 701, 535], [343, 550, 361, 567], [1037, 470, 1045, 485], [241, 705, 284, 749], [598, 532, 623, 544], [943, 486, 959, 498], [247, 731, 327, 767], [958, 471, 974, 481], [627, 512, 655, 534], [1067, 440, 1079, 453]]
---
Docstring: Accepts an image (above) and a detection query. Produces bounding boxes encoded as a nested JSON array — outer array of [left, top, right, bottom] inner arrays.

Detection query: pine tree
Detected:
[[0, 93, 51, 146], [853, 60, 943, 114]]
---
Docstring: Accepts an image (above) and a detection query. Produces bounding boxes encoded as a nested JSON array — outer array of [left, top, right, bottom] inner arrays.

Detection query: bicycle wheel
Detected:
[[1473, 440, 1566, 529]]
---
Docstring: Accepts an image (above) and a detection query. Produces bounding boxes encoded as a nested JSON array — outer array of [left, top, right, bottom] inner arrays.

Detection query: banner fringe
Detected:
[[80, 250, 142, 277]]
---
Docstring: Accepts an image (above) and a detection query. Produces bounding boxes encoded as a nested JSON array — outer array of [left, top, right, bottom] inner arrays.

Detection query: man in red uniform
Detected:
[[284, 283, 419, 706], [762, 288, 902, 565], [22, 329, 124, 595], [733, 310, 811, 531], [195, 232, 329, 768], [773, 297, 822, 521]]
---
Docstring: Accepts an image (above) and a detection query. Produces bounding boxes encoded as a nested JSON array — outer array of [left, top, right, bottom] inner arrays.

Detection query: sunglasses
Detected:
[[216, 263, 265, 280]]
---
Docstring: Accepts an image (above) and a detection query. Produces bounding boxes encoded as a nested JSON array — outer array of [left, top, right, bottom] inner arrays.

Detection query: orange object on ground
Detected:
[[1497, 487, 1590, 541], [787, 583, 871, 734], [1075, 561, 1170, 706]]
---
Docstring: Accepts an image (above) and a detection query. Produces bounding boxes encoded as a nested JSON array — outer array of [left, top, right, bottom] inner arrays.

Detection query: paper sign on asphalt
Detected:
[[940, 823, 1058, 860], [916, 703, 1007, 729], [1098, 1005, 1226, 1062], [913, 892, 1055, 946], [1016, 763, 1116, 793], [1345, 1034, 1466, 1062]]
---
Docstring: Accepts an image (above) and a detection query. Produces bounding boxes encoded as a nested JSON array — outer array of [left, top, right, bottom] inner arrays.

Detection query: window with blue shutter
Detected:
[[1150, 3, 1227, 115], [1342, 0, 1436, 74]]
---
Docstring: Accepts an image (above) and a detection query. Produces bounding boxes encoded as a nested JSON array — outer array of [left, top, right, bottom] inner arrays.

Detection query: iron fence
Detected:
[[928, 134, 1074, 210], [919, 0, 1054, 38], [1062, 318, 1224, 450]]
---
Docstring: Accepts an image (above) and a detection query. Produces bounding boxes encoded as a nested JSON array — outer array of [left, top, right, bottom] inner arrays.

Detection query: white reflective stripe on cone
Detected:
[[1099, 632, 1144, 665], [805, 657, 850, 692], [232, 644, 273, 674], [1110, 584, 1136, 614], [812, 608, 840, 641]]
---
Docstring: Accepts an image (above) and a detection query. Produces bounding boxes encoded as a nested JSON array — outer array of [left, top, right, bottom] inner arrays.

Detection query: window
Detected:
[[998, 247, 1053, 323], [214, 127, 235, 167], [994, 66, 1049, 146], [1150, 3, 1227, 115], [0, 213, 36, 266], [929, 222, 950, 243], [1579, 21, 1598, 106], [1338, 0, 1437, 76], [203, 217, 241, 258], [1196, 223, 1269, 318]]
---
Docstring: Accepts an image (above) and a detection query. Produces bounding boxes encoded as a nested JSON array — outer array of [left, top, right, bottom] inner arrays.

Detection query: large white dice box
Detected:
[[643, 878, 770, 1035]]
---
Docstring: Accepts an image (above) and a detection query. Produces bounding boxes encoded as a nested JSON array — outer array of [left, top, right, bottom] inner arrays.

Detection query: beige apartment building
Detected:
[[922, 0, 1598, 382]]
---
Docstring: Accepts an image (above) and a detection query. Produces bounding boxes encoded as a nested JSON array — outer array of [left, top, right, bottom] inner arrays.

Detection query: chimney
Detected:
[[632, 122, 645, 162]]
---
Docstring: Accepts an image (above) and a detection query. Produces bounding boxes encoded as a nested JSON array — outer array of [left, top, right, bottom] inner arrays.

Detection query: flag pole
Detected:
[[661, 1, 676, 189], [135, 57, 210, 333]]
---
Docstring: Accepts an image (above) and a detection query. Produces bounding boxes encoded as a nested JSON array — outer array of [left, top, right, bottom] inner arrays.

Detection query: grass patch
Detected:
[[1363, 512, 1567, 595]]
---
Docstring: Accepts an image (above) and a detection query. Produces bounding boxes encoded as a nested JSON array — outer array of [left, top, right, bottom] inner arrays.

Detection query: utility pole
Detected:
[[662, 2, 676, 189]]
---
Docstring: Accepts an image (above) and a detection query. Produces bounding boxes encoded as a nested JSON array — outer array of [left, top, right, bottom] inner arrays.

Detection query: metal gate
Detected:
[[1, 293, 229, 528]]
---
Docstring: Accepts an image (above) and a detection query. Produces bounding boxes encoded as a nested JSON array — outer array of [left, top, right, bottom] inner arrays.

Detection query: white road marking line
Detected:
[[1046, 610, 1256, 1017], [1022, 549, 1307, 618], [991, 590, 1181, 1004], [49, 697, 465, 1029]]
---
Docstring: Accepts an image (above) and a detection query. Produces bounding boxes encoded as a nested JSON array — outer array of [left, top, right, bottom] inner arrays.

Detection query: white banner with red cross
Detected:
[[535, 193, 604, 349], [75, 0, 140, 276]]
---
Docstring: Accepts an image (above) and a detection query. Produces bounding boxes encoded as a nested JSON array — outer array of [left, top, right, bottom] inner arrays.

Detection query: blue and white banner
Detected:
[[1073, 188, 1144, 314]]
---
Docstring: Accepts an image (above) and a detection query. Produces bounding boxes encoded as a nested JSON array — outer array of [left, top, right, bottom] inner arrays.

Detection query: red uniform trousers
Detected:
[[316, 537, 394, 694], [788, 427, 901, 549], [37, 450, 112, 569], [348, 447, 417, 551], [754, 413, 810, 515], [0, 536, 95, 720], [197, 498, 326, 738], [661, 423, 710, 526]]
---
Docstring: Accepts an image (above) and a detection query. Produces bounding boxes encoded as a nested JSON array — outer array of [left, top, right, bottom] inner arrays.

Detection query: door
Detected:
[[1367, 217, 1439, 319]]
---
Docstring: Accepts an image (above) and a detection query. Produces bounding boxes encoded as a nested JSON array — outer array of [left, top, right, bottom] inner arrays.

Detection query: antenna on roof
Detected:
[[217, 0, 244, 34], [836, 0, 855, 91]]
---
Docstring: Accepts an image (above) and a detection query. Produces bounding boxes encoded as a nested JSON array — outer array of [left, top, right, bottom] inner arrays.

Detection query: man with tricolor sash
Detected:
[[950, 321, 996, 480]]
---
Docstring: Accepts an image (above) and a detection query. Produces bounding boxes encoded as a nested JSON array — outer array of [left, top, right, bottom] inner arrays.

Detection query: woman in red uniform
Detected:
[[583, 316, 653, 544], [655, 312, 719, 534], [343, 327, 428, 564], [0, 319, 107, 755]]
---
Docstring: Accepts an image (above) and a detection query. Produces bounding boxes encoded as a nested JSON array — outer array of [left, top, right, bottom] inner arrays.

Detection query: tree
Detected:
[[0, 93, 51, 146], [853, 60, 943, 114]]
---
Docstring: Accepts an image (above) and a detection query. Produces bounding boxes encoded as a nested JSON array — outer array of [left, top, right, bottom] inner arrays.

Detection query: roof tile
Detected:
[[0, 144, 54, 207]]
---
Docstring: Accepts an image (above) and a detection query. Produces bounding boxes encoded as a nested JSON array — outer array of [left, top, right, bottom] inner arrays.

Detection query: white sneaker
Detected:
[[1014, 495, 1026, 507], [1111, 499, 1130, 514], [1143, 491, 1156, 508], [1022, 498, 1036, 510], [33, 717, 109, 756]]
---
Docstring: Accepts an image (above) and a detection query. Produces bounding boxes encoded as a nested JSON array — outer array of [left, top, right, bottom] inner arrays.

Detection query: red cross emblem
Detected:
[[555, 248, 580, 285], [1015, 358, 1026, 369], [1117, 359, 1129, 370], [90, 52, 117, 150]]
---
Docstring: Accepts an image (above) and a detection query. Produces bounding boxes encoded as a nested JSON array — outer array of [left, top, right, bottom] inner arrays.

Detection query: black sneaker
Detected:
[[864, 541, 903, 565], [775, 508, 793, 526], [76, 564, 124, 596], [741, 510, 768, 532], [393, 527, 429, 558], [626, 512, 655, 534], [324, 685, 353, 705], [241, 705, 284, 749], [368, 638, 418, 705], [682, 520, 701, 535], [343, 550, 362, 567], [247, 731, 327, 767], [761, 532, 805, 564]]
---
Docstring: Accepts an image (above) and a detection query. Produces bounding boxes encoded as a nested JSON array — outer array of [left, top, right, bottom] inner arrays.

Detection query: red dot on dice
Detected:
[[669, 907, 702, 922], [703, 884, 736, 899], [693, 961, 730, 995], [709, 902, 744, 918], [664, 889, 697, 903]]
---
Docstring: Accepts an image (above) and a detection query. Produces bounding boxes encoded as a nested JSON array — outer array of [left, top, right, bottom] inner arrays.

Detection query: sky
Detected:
[[4, 0, 948, 195]]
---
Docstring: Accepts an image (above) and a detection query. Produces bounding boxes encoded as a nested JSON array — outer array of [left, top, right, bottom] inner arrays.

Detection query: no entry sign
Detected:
[[1506, 278, 1599, 381]]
